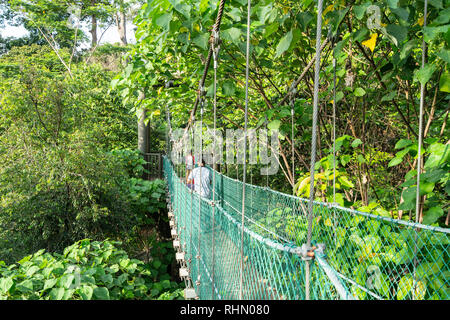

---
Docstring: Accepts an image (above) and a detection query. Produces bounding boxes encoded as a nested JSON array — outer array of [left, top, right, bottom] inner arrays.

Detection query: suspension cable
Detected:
[[196, 91, 205, 293], [290, 87, 296, 196], [331, 30, 338, 249], [211, 28, 221, 299], [413, 0, 428, 300], [185, 0, 227, 133], [306, 0, 324, 301], [239, 0, 251, 300]]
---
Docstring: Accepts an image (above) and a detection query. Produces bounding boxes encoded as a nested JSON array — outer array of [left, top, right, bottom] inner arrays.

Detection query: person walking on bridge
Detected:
[[187, 158, 211, 199]]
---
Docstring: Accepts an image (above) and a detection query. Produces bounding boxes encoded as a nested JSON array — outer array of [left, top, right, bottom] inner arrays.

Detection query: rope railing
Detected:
[[164, 157, 449, 300]]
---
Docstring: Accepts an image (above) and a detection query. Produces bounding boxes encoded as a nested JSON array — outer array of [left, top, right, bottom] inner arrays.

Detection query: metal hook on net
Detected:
[[211, 29, 221, 67]]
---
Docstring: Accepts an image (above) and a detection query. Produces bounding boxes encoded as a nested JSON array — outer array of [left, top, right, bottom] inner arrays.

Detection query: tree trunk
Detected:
[[91, 14, 98, 48], [116, 11, 127, 46], [138, 91, 149, 179]]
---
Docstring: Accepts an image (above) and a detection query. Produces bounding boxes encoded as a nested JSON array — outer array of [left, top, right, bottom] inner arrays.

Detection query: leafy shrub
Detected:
[[0, 239, 181, 300]]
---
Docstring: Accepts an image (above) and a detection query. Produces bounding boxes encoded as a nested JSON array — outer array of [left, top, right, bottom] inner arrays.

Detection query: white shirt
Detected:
[[188, 167, 211, 198]]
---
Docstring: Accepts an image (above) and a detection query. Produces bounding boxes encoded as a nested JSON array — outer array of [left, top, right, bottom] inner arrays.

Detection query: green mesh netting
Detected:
[[164, 157, 449, 300]]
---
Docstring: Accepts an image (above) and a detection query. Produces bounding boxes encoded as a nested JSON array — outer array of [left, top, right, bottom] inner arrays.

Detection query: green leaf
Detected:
[[391, 8, 409, 22], [423, 25, 450, 42], [335, 91, 344, 103], [60, 274, 75, 289], [49, 287, 65, 300], [395, 139, 412, 150], [223, 27, 241, 45], [351, 138, 362, 148], [387, 0, 399, 8], [93, 287, 110, 300], [428, 0, 443, 9], [423, 207, 444, 225], [275, 30, 293, 58], [341, 154, 351, 166], [0, 277, 14, 293], [199, 0, 209, 13], [264, 22, 279, 38], [25, 265, 40, 277], [437, 49, 450, 64], [192, 33, 209, 50], [338, 176, 354, 188], [386, 24, 408, 46], [155, 12, 172, 30], [414, 63, 437, 85], [388, 157, 403, 167], [397, 276, 413, 300], [439, 71, 450, 93], [419, 181, 435, 195], [353, 3, 370, 20], [43, 278, 57, 291], [381, 91, 396, 102], [399, 40, 418, 60], [354, 87, 366, 97], [222, 80, 236, 96], [267, 120, 281, 131]]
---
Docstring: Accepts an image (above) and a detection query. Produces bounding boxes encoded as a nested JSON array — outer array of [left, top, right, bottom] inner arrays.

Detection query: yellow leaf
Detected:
[[157, 86, 163, 96], [362, 33, 377, 53], [323, 4, 334, 16], [418, 16, 424, 27]]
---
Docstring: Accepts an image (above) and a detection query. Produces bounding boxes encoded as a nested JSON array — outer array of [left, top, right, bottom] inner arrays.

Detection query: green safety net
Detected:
[[164, 157, 449, 300]]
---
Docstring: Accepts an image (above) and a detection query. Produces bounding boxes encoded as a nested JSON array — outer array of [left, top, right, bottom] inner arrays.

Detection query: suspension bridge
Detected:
[[164, 157, 449, 300], [159, 0, 449, 300]]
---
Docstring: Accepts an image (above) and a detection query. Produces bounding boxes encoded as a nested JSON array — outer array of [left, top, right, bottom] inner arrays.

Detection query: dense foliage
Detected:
[[115, 0, 449, 227], [0, 7, 181, 299], [0, 239, 182, 300]]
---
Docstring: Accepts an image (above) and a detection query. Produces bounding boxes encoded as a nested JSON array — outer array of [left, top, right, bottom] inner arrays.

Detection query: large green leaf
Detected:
[[49, 287, 65, 300], [275, 30, 293, 58], [155, 12, 173, 30], [395, 139, 412, 150], [93, 287, 110, 300], [423, 207, 444, 225], [0, 277, 14, 293], [397, 276, 413, 300], [439, 71, 450, 93], [386, 24, 408, 46], [353, 87, 366, 96], [414, 63, 438, 85], [222, 27, 241, 45]]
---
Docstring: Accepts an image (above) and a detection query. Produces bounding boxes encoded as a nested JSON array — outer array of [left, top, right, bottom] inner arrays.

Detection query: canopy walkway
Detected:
[[164, 157, 449, 300]]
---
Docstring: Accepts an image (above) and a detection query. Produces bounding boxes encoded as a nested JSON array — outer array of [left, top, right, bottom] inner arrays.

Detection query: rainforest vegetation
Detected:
[[0, 0, 449, 300]]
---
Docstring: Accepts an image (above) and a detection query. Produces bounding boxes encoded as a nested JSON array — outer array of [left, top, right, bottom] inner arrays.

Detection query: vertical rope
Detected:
[[189, 118, 195, 290], [291, 94, 295, 195], [306, 0, 324, 300], [413, 0, 428, 300], [265, 115, 269, 188], [197, 94, 204, 294], [332, 45, 338, 248], [211, 30, 220, 300], [415, 0, 427, 226], [239, 0, 251, 300]]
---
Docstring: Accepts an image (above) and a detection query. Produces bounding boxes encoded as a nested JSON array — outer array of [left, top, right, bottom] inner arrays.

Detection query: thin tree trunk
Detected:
[[91, 14, 98, 48], [117, 10, 127, 46]]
